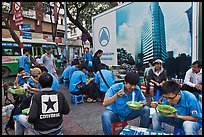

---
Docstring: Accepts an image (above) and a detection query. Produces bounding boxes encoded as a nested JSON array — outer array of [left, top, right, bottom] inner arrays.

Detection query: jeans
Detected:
[[101, 106, 150, 135], [152, 112, 201, 135], [15, 115, 35, 135], [15, 115, 63, 135]]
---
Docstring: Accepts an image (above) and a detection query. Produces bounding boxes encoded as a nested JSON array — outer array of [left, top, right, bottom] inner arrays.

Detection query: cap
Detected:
[[30, 68, 42, 76], [154, 59, 162, 64]]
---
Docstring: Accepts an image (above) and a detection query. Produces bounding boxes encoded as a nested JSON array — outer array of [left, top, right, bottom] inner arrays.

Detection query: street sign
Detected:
[[22, 32, 32, 39], [14, 2, 23, 26], [21, 24, 30, 32], [54, 37, 62, 44], [81, 33, 88, 42]]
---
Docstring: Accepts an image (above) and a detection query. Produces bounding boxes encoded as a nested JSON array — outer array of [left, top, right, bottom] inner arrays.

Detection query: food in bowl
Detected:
[[126, 101, 143, 110], [157, 105, 177, 115]]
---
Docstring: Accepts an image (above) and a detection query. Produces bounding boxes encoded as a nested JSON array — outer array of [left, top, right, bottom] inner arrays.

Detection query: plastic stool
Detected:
[[63, 79, 69, 87], [174, 127, 185, 135], [140, 82, 147, 95], [112, 121, 128, 135], [70, 94, 84, 105]]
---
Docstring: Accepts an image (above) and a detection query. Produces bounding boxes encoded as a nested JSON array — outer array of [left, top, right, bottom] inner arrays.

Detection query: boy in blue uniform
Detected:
[[83, 47, 93, 62], [69, 63, 96, 102], [14, 67, 30, 86], [151, 80, 202, 135], [61, 59, 80, 83], [101, 72, 150, 135], [18, 49, 31, 73], [94, 65, 115, 101]]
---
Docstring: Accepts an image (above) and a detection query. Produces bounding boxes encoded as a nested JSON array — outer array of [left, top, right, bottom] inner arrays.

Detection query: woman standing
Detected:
[[92, 49, 103, 73]]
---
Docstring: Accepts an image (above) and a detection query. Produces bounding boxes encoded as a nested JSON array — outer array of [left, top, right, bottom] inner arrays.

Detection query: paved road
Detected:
[[2, 68, 202, 135]]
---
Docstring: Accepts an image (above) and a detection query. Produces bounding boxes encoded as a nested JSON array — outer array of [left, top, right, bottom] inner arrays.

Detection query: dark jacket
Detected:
[[148, 67, 167, 84], [92, 56, 101, 73], [28, 90, 70, 133]]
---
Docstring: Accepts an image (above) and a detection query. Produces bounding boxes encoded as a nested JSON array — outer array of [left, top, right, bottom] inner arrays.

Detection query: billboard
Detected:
[[92, 2, 199, 79]]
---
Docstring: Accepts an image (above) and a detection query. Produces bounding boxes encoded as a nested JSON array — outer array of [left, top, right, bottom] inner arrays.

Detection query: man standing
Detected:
[[18, 49, 31, 73], [181, 60, 202, 100], [83, 47, 93, 62], [40, 47, 58, 79], [92, 49, 103, 73]]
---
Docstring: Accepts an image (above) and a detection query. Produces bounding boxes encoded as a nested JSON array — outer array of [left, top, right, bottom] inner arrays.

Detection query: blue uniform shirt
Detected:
[[49, 72, 60, 90], [68, 66, 77, 80], [38, 73, 60, 91], [94, 69, 115, 93], [27, 78, 36, 88], [162, 90, 202, 127], [18, 54, 30, 72], [17, 73, 30, 85], [62, 65, 71, 79], [83, 52, 93, 61], [69, 70, 87, 93], [105, 83, 146, 121], [88, 61, 93, 67]]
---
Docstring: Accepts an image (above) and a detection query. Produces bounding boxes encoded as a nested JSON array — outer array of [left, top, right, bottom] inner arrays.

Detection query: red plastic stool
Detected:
[[111, 121, 128, 135], [140, 82, 147, 95]]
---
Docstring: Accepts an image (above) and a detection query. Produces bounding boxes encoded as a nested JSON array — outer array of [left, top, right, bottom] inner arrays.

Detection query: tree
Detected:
[[2, 2, 36, 64], [42, 2, 63, 43], [65, 2, 119, 48]]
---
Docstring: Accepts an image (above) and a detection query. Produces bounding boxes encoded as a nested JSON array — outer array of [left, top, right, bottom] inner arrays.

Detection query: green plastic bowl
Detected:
[[9, 87, 24, 94], [126, 101, 143, 110], [22, 108, 30, 115], [157, 105, 177, 115]]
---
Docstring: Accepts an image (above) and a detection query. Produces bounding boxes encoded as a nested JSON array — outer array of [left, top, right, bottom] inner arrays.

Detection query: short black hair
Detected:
[[38, 72, 53, 88], [79, 63, 87, 71], [85, 47, 89, 50], [18, 67, 25, 73], [23, 49, 29, 54], [149, 59, 154, 65], [38, 66, 48, 73], [125, 72, 140, 85], [87, 67, 93, 72], [71, 59, 80, 66], [192, 60, 202, 68], [161, 80, 180, 95], [46, 46, 52, 51]]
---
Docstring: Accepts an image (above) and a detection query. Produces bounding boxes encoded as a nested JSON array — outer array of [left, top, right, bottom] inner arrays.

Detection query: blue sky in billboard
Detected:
[[116, 2, 191, 59]]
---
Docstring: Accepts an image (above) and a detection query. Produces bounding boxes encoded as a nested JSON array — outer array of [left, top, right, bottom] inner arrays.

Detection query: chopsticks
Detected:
[[151, 97, 158, 115]]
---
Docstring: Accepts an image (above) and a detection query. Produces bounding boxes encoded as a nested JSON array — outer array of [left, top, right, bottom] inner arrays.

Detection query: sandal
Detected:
[[87, 98, 97, 103], [86, 98, 92, 103]]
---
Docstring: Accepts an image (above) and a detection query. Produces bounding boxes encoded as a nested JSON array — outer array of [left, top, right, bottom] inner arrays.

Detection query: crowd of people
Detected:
[[3, 46, 202, 135]]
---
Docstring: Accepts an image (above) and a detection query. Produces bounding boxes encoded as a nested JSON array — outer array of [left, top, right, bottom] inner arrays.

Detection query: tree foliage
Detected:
[[2, 2, 119, 48]]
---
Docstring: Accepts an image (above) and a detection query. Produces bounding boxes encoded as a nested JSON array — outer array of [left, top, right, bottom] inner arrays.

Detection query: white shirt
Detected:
[[40, 53, 56, 73], [184, 68, 202, 88]]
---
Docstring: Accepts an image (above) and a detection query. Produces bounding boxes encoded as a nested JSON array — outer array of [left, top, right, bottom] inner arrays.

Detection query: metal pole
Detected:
[[19, 25, 24, 56], [64, 2, 69, 64]]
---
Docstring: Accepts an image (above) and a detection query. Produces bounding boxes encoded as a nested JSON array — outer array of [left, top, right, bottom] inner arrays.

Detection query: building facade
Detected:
[[2, 2, 84, 61], [141, 2, 167, 65]]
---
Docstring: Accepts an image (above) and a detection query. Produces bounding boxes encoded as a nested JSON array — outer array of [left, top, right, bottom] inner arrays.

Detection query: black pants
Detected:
[[71, 83, 98, 99], [181, 84, 201, 99]]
